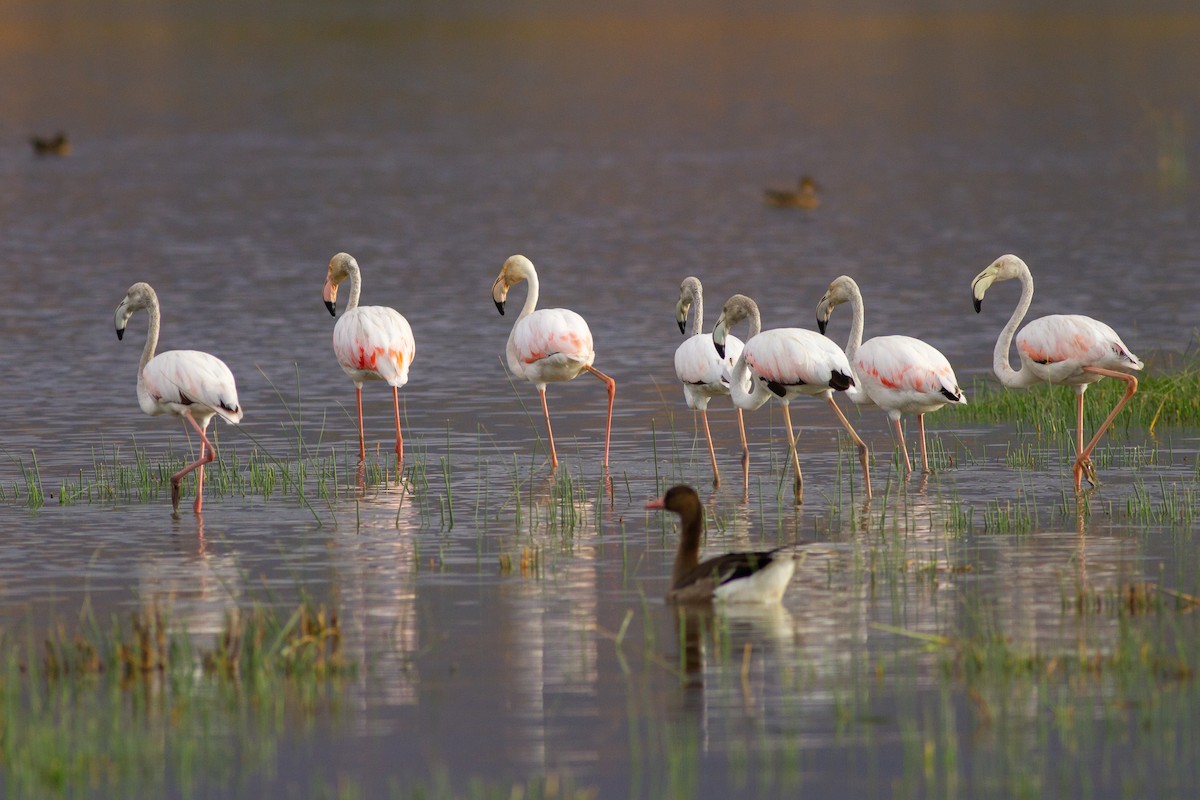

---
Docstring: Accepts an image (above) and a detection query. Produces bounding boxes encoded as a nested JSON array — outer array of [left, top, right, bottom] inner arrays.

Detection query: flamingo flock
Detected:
[[114, 251, 1144, 522]]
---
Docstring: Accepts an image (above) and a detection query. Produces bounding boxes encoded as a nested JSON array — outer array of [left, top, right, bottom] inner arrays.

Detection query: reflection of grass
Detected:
[[1, 597, 351, 798]]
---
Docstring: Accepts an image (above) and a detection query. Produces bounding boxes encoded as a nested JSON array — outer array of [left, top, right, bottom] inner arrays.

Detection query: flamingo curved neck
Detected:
[[687, 285, 703, 337], [842, 285, 865, 361], [839, 286, 869, 404], [994, 264, 1039, 389], [343, 267, 362, 312], [139, 297, 161, 375], [517, 268, 540, 319], [727, 303, 771, 411]]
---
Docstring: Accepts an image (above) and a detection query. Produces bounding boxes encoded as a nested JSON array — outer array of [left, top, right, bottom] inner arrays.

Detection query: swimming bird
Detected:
[[492, 254, 615, 471], [763, 175, 820, 209], [115, 283, 242, 515], [971, 254, 1143, 491], [816, 275, 966, 474], [674, 276, 748, 488], [712, 294, 872, 503], [647, 484, 796, 604], [323, 252, 415, 472], [30, 132, 70, 157]]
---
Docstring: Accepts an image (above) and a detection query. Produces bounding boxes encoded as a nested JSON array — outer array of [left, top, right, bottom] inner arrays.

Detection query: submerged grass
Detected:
[[0, 595, 352, 798]]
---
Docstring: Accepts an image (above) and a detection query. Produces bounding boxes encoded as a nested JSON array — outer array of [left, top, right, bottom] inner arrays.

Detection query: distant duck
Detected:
[[764, 175, 819, 209], [647, 484, 797, 604], [30, 132, 70, 157]]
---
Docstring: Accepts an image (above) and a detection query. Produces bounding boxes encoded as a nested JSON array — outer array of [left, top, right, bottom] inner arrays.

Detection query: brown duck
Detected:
[[763, 175, 819, 209], [647, 485, 797, 604], [30, 132, 70, 157]]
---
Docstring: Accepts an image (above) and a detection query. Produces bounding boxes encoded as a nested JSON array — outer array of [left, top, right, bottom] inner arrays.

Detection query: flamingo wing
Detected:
[[333, 305, 415, 387], [854, 335, 965, 411], [1017, 314, 1143, 374], [509, 307, 595, 375], [675, 333, 743, 392], [143, 350, 242, 423], [743, 329, 854, 395]]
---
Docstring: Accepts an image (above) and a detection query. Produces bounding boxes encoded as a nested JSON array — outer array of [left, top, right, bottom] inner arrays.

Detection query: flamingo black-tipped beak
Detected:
[[325, 300, 337, 316], [115, 327, 125, 341], [973, 296, 983, 313], [677, 319, 686, 335], [714, 340, 726, 359], [817, 317, 828, 335], [494, 299, 506, 316]]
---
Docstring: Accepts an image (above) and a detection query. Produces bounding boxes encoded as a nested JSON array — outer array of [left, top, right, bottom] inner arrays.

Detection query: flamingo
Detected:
[[646, 485, 797, 604], [712, 294, 872, 503], [971, 254, 1143, 491], [114, 282, 242, 515], [491, 254, 616, 470], [674, 276, 749, 488], [323, 252, 415, 472], [816, 275, 967, 474]]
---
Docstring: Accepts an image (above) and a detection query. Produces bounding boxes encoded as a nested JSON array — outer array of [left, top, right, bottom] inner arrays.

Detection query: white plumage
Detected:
[[115, 282, 242, 516], [674, 276, 747, 488], [712, 293, 872, 503]]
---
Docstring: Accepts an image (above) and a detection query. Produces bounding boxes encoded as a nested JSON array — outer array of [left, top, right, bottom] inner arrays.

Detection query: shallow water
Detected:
[[3, 4, 1200, 798]]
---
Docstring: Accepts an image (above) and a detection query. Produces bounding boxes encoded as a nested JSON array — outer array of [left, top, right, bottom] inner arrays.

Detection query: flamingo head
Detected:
[[676, 276, 702, 336], [324, 253, 358, 317], [971, 254, 1029, 313], [114, 282, 157, 340], [816, 275, 858, 335], [712, 294, 758, 359], [492, 254, 534, 316]]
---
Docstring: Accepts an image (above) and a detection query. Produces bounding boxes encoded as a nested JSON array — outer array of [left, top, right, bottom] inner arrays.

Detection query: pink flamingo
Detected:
[[323, 252, 415, 471], [491, 254, 615, 470], [816, 275, 967, 474], [712, 294, 872, 503], [115, 282, 242, 515], [674, 277, 748, 488], [647, 484, 796, 604], [971, 254, 1143, 491]]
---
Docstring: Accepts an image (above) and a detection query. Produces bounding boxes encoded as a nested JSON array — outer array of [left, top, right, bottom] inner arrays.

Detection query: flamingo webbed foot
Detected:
[[1074, 457, 1099, 489]]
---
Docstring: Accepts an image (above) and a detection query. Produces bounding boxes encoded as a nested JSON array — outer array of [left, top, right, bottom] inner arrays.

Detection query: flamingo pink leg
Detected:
[[781, 403, 804, 504], [171, 412, 217, 515], [736, 408, 750, 488], [539, 387, 559, 470], [892, 416, 913, 474], [355, 385, 367, 464], [827, 395, 872, 500], [1073, 367, 1139, 491], [917, 413, 930, 473], [700, 408, 720, 488], [393, 386, 404, 468], [1076, 387, 1086, 464], [583, 365, 616, 470]]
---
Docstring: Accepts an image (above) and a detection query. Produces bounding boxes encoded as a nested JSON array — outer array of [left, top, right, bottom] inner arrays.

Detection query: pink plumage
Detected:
[[816, 275, 967, 474], [972, 254, 1142, 491], [324, 253, 415, 474], [492, 255, 616, 471]]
